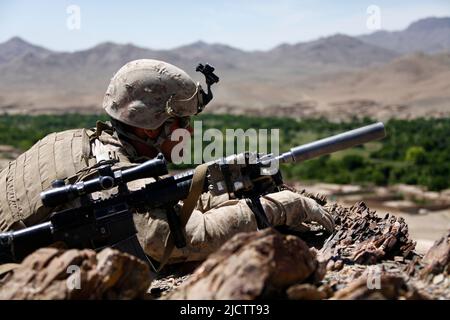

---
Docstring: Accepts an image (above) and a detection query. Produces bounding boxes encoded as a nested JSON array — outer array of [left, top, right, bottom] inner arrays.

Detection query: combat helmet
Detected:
[[103, 59, 212, 130]]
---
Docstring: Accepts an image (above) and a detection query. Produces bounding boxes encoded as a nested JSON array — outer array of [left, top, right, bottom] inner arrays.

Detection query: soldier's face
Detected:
[[132, 118, 193, 162], [157, 119, 193, 162], [140, 127, 162, 139]]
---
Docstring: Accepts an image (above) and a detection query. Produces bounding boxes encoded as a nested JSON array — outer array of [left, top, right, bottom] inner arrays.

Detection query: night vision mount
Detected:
[[196, 63, 219, 112]]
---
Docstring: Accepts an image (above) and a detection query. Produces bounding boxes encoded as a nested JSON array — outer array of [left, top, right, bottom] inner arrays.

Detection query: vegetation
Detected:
[[0, 113, 448, 191], [0, 114, 107, 150]]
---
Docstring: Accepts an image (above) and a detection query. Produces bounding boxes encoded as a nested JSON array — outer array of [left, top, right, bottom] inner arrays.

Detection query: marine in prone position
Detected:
[[0, 59, 334, 266]]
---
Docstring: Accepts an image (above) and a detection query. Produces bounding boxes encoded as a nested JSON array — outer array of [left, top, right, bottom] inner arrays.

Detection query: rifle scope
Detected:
[[40, 155, 168, 208]]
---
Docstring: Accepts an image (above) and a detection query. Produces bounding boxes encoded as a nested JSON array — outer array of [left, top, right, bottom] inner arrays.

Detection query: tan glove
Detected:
[[302, 199, 335, 234], [262, 190, 335, 234]]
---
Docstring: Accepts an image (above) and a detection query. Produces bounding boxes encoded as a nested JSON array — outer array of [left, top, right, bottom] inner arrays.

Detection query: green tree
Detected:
[[341, 154, 365, 170], [405, 146, 427, 165]]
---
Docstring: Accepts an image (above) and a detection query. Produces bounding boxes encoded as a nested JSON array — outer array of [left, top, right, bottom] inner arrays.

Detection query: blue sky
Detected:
[[1, 0, 449, 51]]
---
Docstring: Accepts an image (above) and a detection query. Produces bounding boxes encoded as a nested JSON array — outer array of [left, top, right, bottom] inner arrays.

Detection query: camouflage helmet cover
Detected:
[[103, 59, 203, 130]]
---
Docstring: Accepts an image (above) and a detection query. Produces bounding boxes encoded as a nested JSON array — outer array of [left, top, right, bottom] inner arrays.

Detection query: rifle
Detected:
[[0, 122, 386, 268]]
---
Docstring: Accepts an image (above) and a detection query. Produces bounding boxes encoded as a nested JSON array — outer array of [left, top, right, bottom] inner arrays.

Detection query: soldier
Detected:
[[0, 59, 334, 265]]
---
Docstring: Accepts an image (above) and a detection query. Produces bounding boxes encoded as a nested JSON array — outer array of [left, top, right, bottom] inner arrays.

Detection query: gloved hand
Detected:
[[261, 190, 335, 234], [303, 200, 335, 234]]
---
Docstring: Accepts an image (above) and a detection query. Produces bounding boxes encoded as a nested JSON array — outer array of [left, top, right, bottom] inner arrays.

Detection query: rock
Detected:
[[405, 255, 422, 276], [332, 274, 430, 300], [333, 260, 344, 271], [420, 230, 450, 279], [432, 274, 445, 285], [287, 283, 327, 300], [164, 229, 322, 300], [320, 201, 416, 264], [0, 247, 153, 299]]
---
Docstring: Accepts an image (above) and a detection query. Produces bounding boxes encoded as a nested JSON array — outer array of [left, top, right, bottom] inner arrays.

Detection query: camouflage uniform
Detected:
[[0, 123, 333, 264]]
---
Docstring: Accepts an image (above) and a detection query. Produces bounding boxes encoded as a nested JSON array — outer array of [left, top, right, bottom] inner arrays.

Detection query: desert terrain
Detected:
[[294, 182, 450, 254], [0, 16, 448, 300], [0, 17, 449, 120]]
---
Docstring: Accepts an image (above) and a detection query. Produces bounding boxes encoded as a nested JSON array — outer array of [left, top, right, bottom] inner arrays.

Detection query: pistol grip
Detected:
[[165, 206, 186, 249]]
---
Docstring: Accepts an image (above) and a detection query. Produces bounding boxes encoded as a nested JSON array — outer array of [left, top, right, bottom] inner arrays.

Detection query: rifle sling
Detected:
[[157, 163, 208, 272], [245, 196, 272, 229]]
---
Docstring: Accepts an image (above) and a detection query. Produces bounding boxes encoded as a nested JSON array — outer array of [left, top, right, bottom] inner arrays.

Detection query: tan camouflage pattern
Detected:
[[0, 129, 91, 231], [103, 59, 201, 130], [0, 127, 134, 231], [133, 189, 330, 264]]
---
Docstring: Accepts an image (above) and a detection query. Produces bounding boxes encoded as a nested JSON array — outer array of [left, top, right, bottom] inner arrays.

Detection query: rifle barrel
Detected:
[[277, 122, 386, 164]]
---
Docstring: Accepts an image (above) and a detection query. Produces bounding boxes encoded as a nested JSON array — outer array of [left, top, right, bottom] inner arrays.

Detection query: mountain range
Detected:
[[0, 16, 449, 119]]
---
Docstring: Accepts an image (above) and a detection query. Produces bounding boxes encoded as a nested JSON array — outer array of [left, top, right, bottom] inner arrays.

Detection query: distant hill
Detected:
[[359, 17, 450, 53], [268, 34, 397, 68], [0, 16, 449, 119], [0, 37, 53, 65], [307, 52, 450, 119]]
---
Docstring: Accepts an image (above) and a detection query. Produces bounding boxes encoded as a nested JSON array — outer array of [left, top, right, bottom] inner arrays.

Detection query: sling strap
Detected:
[[156, 163, 208, 272]]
